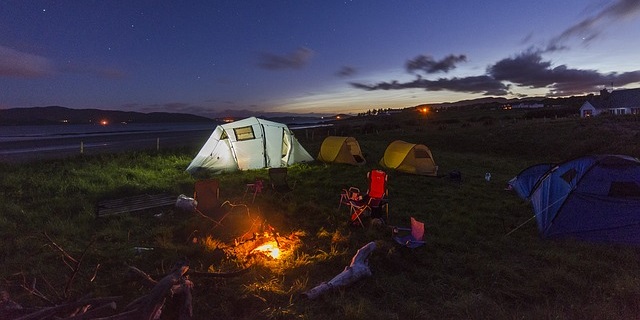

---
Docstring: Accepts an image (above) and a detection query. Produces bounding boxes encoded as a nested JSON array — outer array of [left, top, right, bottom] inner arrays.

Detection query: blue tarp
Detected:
[[511, 155, 640, 245]]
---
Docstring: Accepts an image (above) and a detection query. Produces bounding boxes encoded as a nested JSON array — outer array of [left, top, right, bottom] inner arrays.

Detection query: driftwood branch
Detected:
[[13, 296, 122, 320], [112, 259, 192, 320], [42, 232, 96, 299], [302, 241, 377, 299], [64, 301, 117, 320], [171, 278, 193, 320], [7, 231, 198, 320], [18, 275, 54, 306], [64, 239, 95, 299], [126, 265, 158, 288], [188, 264, 253, 278], [43, 232, 78, 265], [140, 261, 189, 320], [7, 259, 195, 320]]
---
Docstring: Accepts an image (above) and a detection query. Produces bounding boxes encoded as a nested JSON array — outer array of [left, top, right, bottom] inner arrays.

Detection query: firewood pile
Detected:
[[1, 218, 302, 319], [0, 233, 196, 320]]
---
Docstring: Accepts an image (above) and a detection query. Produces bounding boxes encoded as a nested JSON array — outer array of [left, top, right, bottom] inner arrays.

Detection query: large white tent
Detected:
[[186, 117, 314, 174]]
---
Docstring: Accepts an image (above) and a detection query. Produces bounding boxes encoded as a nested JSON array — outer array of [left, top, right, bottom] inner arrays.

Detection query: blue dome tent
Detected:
[[509, 155, 640, 244], [508, 163, 554, 199]]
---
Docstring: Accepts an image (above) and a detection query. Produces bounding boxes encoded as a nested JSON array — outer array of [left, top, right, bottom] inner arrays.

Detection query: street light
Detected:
[[419, 107, 429, 122]]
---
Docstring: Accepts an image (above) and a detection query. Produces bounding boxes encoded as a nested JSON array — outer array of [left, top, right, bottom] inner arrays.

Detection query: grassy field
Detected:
[[2, 109, 640, 319]]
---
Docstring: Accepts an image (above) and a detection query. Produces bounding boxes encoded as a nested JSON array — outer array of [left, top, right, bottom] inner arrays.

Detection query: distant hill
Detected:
[[429, 97, 510, 108], [0, 106, 214, 125], [423, 94, 589, 109], [265, 115, 333, 125]]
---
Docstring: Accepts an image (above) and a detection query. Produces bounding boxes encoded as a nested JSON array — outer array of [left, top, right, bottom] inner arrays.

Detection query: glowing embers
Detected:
[[231, 229, 303, 270], [197, 212, 303, 272], [247, 230, 283, 260], [240, 230, 287, 261]]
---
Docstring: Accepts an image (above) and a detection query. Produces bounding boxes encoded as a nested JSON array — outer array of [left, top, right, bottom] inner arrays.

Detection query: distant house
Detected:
[[579, 88, 640, 117]]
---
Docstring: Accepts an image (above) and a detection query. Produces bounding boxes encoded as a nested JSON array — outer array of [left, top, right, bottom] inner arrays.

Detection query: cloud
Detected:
[[60, 63, 126, 79], [336, 66, 357, 77], [487, 51, 640, 95], [136, 102, 216, 117], [160, 102, 191, 110], [548, 0, 640, 49], [351, 0, 640, 99], [0, 45, 125, 79], [0, 45, 54, 78], [351, 49, 640, 97], [351, 52, 510, 96], [405, 54, 467, 74], [258, 47, 314, 70], [488, 51, 554, 88], [351, 75, 509, 96]]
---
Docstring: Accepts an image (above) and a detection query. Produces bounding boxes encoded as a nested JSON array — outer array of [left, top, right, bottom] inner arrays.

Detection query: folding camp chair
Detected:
[[193, 179, 221, 216], [268, 167, 296, 200], [243, 179, 264, 203], [392, 217, 426, 248], [339, 187, 361, 210], [348, 169, 389, 227]]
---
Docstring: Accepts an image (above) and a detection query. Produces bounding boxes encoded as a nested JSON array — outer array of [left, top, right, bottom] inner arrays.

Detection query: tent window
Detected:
[[608, 181, 640, 198], [560, 168, 577, 183], [220, 131, 228, 140], [414, 149, 430, 159], [234, 126, 255, 141]]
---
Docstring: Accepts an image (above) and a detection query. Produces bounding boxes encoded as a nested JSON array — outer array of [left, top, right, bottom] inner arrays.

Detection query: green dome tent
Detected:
[[317, 136, 366, 165], [379, 140, 438, 176]]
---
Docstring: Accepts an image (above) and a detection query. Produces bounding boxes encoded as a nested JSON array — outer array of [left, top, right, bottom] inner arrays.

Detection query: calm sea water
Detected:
[[0, 121, 329, 161], [0, 122, 217, 143], [0, 122, 219, 161]]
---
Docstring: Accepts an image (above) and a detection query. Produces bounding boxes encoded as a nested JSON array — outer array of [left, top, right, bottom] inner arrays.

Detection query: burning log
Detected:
[[232, 227, 300, 264], [302, 241, 376, 300]]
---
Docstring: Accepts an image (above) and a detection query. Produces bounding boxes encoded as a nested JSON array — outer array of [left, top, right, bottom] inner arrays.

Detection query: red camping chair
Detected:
[[349, 169, 389, 227]]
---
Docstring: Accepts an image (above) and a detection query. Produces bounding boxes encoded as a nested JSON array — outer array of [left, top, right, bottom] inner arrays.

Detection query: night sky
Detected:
[[2, 0, 640, 118]]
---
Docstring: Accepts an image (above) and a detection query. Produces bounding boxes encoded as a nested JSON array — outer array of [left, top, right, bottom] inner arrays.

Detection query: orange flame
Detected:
[[252, 241, 280, 259]]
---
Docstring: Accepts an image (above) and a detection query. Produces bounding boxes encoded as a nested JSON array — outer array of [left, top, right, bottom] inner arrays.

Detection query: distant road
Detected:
[[0, 129, 212, 163]]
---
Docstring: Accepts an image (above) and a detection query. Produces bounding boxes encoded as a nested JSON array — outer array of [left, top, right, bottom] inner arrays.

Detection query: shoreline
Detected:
[[0, 122, 330, 164], [0, 129, 212, 163]]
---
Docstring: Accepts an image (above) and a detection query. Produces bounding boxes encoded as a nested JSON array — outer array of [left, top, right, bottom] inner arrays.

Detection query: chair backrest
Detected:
[[194, 179, 220, 215], [410, 217, 424, 241], [268, 167, 289, 186], [367, 170, 387, 199]]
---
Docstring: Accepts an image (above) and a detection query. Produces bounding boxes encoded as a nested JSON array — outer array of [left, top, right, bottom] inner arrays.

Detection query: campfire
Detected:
[[199, 220, 303, 274], [235, 228, 301, 265], [252, 241, 281, 259]]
